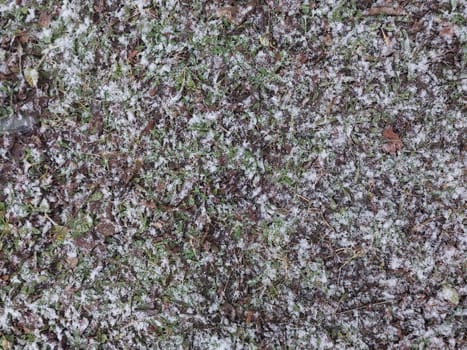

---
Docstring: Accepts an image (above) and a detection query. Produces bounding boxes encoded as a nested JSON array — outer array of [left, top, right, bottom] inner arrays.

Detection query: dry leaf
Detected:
[[195, 211, 211, 230], [128, 49, 139, 63], [152, 220, 164, 229], [382, 143, 398, 154], [38, 11, 51, 28], [245, 310, 255, 323], [142, 200, 157, 209], [122, 160, 143, 185], [382, 126, 403, 154], [439, 22, 456, 42], [140, 118, 156, 137], [216, 6, 238, 24], [148, 87, 157, 97], [89, 111, 104, 134], [95, 222, 116, 236], [1, 337, 12, 350], [73, 234, 98, 252], [65, 255, 79, 269], [380, 28, 390, 47], [24, 67, 39, 88], [1, 274, 10, 282], [216, 2, 255, 25], [93, 0, 106, 13], [16, 31, 30, 44], [380, 28, 395, 56], [383, 126, 400, 141], [364, 6, 407, 16]]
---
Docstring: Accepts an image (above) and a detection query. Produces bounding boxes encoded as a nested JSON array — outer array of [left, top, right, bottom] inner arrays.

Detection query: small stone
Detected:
[[439, 285, 459, 305]]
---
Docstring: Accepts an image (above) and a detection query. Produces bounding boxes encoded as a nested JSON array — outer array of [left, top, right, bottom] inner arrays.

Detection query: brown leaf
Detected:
[[95, 222, 116, 237], [93, 0, 106, 13], [0, 72, 15, 81], [142, 200, 157, 209], [148, 87, 157, 97], [0, 274, 10, 282], [245, 310, 256, 323], [38, 11, 51, 28], [382, 142, 398, 154], [383, 126, 400, 141], [128, 49, 139, 63], [74, 234, 98, 252], [1, 337, 12, 350], [216, 6, 239, 24], [16, 31, 30, 44], [151, 220, 164, 229], [216, 2, 256, 25], [364, 6, 407, 16], [439, 22, 456, 42], [140, 118, 156, 137], [122, 159, 143, 185], [65, 255, 78, 269], [89, 111, 103, 134], [382, 126, 403, 154]]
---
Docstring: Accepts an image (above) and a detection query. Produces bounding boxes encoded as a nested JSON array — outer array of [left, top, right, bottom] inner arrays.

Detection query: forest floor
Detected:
[[0, 1, 466, 349]]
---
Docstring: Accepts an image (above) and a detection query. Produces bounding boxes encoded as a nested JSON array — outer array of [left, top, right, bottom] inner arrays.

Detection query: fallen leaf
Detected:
[[95, 222, 116, 237], [439, 22, 456, 42], [380, 28, 391, 47], [245, 310, 255, 323], [380, 28, 395, 56], [140, 118, 156, 137], [128, 49, 139, 63], [93, 0, 106, 13], [73, 234, 98, 252], [364, 6, 407, 16], [51, 225, 69, 241], [259, 35, 271, 47], [152, 220, 164, 229], [382, 126, 403, 154], [24, 67, 39, 88], [65, 255, 79, 269], [38, 11, 51, 28], [1, 274, 10, 282], [148, 87, 157, 97], [143, 200, 157, 209], [195, 211, 211, 230], [216, 6, 239, 24], [216, 2, 256, 25], [383, 126, 400, 141], [16, 31, 30, 44], [89, 111, 104, 135], [1, 337, 12, 350], [122, 159, 143, 185]]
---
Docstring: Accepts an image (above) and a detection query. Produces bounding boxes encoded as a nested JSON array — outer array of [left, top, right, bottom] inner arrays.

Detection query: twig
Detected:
[[337, 300, 393, 314], [410, 216, 443, 233]]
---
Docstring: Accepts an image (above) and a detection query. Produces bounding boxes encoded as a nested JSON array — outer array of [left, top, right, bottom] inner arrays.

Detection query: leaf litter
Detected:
[[0, 0, 465, 349], [382, 126, 403, 154]]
